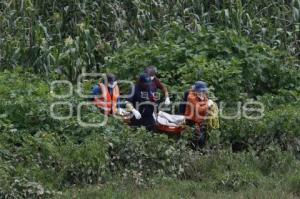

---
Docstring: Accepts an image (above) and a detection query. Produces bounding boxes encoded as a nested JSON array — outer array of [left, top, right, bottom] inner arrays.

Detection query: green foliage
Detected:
[[1, 3, 300, 194], [107, 127, 189, 183], [181, 148, 300, 192], [105, 27, 300, 102], [1, 0, 300, 79], [257, 145, 298, 176], [57, 179, 298, 199], [258, 89, 300, 111], [0, 69, 300, 198], [221, 102, 300, 152], [57, 134, 108, 186], [289, 172, 300, 196]]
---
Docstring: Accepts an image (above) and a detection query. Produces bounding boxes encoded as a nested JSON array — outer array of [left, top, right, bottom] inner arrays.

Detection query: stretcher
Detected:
[[154, 111, 185, 134], [119, 109, 186, 135]]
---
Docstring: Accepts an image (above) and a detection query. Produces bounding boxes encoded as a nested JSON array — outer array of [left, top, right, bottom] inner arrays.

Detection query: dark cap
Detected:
[[144, 66, 157, 76], [139, 73, 151, 84], [106, 73, 116, 83], [192, 81, 208, 92]]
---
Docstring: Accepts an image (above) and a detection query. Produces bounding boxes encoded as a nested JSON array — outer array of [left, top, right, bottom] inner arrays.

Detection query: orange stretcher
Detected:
[[121, 111, 186, 135], [155, 122, 185, 135]]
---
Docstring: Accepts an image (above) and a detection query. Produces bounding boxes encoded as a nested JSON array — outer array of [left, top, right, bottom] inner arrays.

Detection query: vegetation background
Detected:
[[0, 0, 300, 198]]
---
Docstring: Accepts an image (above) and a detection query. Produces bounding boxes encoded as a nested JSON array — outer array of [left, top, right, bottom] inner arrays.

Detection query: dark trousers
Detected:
[[130, 116, 156, 131], [186, 120, 207, 149]]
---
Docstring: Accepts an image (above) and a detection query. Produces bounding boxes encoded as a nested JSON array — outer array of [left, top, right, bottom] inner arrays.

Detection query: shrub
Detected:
[[220, 102, 300, 150], [289, 172, 300, 196], [256, 145, 298, 176], [107, 127, 190, 182], [105, 28, 300, 101], [180, 150, 261, 191], [59, 134, 108, 186]]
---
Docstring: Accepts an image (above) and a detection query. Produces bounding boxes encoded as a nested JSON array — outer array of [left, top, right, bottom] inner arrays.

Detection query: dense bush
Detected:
[[1, 22, 300, 197], [105, 27, 300, 101], [181, 147, 300, 191], [221, 102, 300, 151], [289, 172, 300, 196], [107, 127, 190, 181]]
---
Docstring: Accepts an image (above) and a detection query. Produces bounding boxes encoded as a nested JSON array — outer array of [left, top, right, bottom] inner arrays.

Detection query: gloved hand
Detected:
[[132, 108, 142, 119], [164, 97, 171, 105], [208, 99, 214, 107], [117, 108, 125, 116]]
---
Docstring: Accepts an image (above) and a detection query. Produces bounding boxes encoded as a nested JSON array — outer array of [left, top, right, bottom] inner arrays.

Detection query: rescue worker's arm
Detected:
[[108, 86, 120, 107], [125, 101, 134, 111], [107, 86, 122, 114], [194, 101, 209, 124], [125, 86, 141, 119], [155, 78, 169, 97], [116, 97, 126, 115], [125, 101, 141, 119], [179, 90, 189, 114], [155, 78, 171, 105], [90, 84, 102, 101], [117, 97, 121, 109]]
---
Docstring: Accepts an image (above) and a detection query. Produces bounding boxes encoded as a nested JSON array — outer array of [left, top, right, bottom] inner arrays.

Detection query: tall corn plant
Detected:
[[1, 0, 299, 80]]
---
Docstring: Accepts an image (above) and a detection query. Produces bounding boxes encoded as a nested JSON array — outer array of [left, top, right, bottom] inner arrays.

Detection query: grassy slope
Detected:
[[58, 180, 297, 199], [1, 69, 300, 199], [1, 28, 300, 198]]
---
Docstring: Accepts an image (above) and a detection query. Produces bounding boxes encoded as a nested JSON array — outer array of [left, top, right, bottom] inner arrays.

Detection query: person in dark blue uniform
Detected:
[[125, 73, 157, 131], [144, 66, 170, 105]]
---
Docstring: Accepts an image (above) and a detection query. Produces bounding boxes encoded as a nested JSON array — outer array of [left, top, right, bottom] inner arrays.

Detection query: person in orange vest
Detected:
[[144, 66, 171, 105], [179, 81, 211, 149], [91, 73, 123, 115]]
